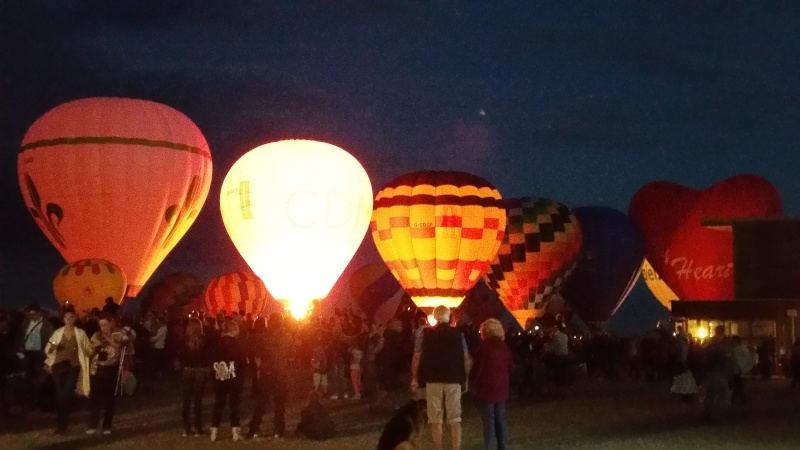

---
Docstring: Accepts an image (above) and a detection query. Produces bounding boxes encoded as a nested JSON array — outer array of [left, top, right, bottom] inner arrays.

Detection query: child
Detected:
[[311, 340, 329, 397], [297, 390, 336, 441], [348, 342, 364, 400]]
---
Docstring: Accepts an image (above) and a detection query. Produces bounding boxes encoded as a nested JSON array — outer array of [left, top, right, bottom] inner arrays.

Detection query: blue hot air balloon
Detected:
[[560, 206, 644, 326]]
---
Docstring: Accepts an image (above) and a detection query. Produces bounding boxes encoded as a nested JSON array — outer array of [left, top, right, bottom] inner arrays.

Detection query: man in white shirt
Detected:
[[149, 316, 168, 378]]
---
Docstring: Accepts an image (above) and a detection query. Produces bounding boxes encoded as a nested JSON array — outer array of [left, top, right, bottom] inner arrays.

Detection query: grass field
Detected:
[[2, 376, 800, 449]]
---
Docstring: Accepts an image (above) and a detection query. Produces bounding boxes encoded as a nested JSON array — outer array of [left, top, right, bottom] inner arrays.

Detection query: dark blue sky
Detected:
[[1, 1, 798, 332]]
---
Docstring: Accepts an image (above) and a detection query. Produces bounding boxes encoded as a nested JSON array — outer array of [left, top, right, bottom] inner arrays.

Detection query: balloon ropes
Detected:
[[483, 198, 582, 329], [220, 140, 373, 319], [18, 97, 212, 298], [203, 271, 269, 317], [53, 259, 126, 312], [559, 206, 644, 327], [371, 171, 506, 312]]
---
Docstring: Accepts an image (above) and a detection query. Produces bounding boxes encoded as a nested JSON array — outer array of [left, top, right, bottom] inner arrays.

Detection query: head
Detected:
[[732, 335, 742, 345], [480, 318, 505, 341], [97, 312, 114, 334], [432, 305, 451, 325], [62, 305, 77, 327], [252, 317, 266, 332], [714, 325, 725, 337], [105, 296, 115, 306], [25, 304, 43, 321], [222, 319, 239, 337]]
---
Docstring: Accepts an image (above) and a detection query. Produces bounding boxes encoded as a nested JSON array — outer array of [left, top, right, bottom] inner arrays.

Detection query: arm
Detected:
[[150, 326, 167, 344]]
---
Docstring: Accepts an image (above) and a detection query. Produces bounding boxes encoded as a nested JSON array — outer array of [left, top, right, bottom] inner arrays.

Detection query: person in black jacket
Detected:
[[296, 390, 335, 441], [410, 305, 471, 450], [209, 320, 245, 442], [247, 313, 290, 439], [175, 318, 208, 437]]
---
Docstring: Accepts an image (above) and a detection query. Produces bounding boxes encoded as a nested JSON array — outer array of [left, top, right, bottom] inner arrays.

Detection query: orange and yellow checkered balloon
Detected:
[[370, 171, 506, 310]]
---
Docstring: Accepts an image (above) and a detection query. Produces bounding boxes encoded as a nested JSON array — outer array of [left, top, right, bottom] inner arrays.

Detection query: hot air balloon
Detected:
[[144, 272, 205, 313], [629, 174, 781, 301], [203, 271, 269, 317], [220, 140, 373, 319], [53, 259, 126, 312], [559, 206, 644, 326], [349, 263, 404, 320], [640, 259, 677, 311], [19, 97, 212, 298], [484, 198, 582, 329], [371, 171, 506, 311]]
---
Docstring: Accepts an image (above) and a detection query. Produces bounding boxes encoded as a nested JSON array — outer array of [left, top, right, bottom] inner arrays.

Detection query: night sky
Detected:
[[1, 1, 798, 333]]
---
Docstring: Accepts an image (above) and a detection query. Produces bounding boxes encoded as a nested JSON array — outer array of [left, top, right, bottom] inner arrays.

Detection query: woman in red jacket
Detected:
[[472, 319, 513, 450]]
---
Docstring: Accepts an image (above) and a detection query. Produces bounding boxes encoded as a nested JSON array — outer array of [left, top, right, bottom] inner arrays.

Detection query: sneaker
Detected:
[[353, 394, 361, 400], [343, 393, 349, 399], [330, 394, 339, 400], [210, 427, 218, 442], [194, 429, 205, 437], [85, 429, 97, 435], [232, 427, 244, 442], [102, 429, 111, 436]]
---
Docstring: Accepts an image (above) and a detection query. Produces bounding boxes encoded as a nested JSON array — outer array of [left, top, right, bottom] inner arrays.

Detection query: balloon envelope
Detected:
[[203, 271, 269, 317], [349, 263, 403, 319], [371, 171, 506, 310], [640, 258, 678, 311], [19, 97, 212, 297], [220, 140, 373, 319], [629, 174, 781, 300], [53, 259, 126, 312], [483, 198, 582, 329], [145, 272, 204, 313], [560, 206, 644, 325]]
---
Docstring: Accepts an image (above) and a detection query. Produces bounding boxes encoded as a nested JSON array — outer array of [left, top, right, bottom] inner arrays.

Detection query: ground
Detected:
[[2, 377, 800, 449]]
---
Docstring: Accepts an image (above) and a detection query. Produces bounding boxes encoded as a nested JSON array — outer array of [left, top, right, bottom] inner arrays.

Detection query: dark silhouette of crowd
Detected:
[[1, 300, 799, 445]]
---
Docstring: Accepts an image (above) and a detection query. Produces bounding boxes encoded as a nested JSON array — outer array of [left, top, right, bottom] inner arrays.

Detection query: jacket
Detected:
[[472, 337, 513, 403], [44, 326, 93, 397]]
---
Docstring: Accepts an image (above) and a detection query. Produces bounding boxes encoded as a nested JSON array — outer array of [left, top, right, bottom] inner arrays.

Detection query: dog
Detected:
[[377, 399, 427, 450]]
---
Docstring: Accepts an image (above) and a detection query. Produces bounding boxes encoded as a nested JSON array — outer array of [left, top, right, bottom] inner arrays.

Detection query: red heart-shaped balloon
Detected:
[[629, 174, 782, 301]]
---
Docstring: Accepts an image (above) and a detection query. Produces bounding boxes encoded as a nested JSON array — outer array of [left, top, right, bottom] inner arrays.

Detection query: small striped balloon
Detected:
[[202, 271, 269, 317]]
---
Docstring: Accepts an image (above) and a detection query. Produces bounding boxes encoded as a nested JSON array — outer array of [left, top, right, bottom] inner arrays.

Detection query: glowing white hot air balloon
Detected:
[[220, 140, 373, 319]]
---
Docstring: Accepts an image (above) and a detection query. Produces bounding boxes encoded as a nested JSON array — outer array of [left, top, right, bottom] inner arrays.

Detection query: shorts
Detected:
[[425, 382, 462, 424], [313, 372, 328, 389]]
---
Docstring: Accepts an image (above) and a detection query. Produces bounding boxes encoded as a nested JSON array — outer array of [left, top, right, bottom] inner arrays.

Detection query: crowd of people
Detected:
[[1, 299, 799, 449]]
